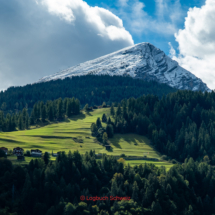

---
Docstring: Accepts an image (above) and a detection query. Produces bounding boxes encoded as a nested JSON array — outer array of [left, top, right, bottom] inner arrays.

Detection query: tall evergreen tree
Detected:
[[116, 104, 121, 117], [57, 98, 63, 119], [18, 114, 23, 130], [106, 124, 114, 138], [102, 132, 108, 144], [30, 109, 35, 125], [96, 117, 102, 128], [47, 102, 54, 121], [102, 113, 107, 122], [75, 99, 80, 114], [41, 105, 46, 122], [110, 104, 115, 116], [66, 100, 72, 117], [25, 113, 29, 129]]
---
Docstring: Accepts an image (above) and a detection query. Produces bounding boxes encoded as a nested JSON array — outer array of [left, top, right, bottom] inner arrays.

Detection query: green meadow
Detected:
[[125, 160, 174, 171], [0, 108, 173, 169]]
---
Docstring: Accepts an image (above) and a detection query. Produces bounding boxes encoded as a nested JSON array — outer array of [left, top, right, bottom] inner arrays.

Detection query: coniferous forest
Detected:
[[0, 97, 80, 132], [2, 76, 215, 214], [1, 150, 215, 215], [0, 75, 176, 113], [93, 90, 215, 163]]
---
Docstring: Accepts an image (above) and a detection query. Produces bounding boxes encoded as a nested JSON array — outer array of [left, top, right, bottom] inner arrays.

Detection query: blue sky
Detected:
[[85, 0, 206, 53], [0, 0, 215, 90]]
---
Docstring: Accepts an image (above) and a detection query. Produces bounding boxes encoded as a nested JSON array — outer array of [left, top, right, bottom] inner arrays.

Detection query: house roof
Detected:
[[31, 149, 42, 153], [13, 147, 23, 151], [0, 147, 8, 151]]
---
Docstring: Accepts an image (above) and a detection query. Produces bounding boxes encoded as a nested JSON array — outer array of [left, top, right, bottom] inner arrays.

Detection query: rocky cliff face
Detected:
[[38, 42, 210, 92]]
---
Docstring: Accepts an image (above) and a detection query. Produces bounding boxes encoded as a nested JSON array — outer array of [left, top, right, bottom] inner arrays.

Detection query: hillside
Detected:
[[0, 75, 176, 113], [0, 108, 172, 169]]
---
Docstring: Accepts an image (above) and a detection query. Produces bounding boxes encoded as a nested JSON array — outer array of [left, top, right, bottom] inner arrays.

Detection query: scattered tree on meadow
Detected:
[[102, 132, 108, 144], [102, 113, 107, 122], [84, 104, 89, 112], [96, 117, 102, 128], [110, 104, 115, 116], [106, 124, 114, 138], [42, 152, 50, 165]]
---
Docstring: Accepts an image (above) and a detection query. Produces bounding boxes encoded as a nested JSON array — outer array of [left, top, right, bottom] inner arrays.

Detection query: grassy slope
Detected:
[[0, 108, 173, 169]]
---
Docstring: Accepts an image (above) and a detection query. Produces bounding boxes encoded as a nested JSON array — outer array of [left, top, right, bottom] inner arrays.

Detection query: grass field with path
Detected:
[[0, 108, 173, 169]]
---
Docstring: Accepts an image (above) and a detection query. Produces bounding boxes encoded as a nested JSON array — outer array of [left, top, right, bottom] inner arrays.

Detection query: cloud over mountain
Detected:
[[0, 0, 133, 91], [39, 0, 133, 43], [170, 0, 215, 89]]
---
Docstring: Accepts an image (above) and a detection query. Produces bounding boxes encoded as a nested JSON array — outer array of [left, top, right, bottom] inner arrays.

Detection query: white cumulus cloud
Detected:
[[39, 0, 133, 44], [116, 0, 184, 36], [170, 0, 215, 90]]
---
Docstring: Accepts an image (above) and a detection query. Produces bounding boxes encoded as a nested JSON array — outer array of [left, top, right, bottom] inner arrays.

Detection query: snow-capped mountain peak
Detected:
[[38, 42, 211, 92]]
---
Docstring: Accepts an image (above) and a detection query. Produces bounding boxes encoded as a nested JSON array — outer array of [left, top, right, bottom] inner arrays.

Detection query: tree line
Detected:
[[0, 75, 176, 113], [0, 97, 80, 132], [1, 150, 215, 215]]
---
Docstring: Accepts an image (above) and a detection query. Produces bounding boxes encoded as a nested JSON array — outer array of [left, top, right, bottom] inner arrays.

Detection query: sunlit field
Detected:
[[1, 108, 172, 169]]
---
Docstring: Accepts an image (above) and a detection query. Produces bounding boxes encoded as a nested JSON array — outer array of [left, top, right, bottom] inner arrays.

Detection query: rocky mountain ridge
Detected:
[[38, 42, 210, 92]]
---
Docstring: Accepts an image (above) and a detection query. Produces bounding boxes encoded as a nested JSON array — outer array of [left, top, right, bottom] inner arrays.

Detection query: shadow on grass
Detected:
[[110, 138, 122, 149], [122, 136, 138, 145], [68, 112, 86, 121], [110, 134, 139, 148], [85, 111, 93, 116], [30, 145, 46, 148], [110, 133, 159, 155], [106, 147, 113, 152], [0, 138, 23, 143], [64, 118, 70, 123], [31, 135, 71, 139]]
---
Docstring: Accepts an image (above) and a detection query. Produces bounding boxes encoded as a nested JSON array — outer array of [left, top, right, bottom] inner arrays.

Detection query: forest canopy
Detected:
[[0, 75, 176, 113]]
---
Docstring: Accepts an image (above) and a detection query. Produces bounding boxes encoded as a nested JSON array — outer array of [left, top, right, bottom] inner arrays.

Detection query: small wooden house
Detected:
[[105, 145, 111, 150], [0, 147, 8, 155], [31, 149, 42, 157], [13, 147, 24, 156]]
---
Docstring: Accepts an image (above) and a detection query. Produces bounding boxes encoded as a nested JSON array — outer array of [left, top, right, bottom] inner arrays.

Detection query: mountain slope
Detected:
[[38, 42, 210, 92]]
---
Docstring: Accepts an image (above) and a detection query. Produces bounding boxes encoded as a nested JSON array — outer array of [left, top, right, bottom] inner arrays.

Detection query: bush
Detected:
[[171, 159, 178, 164], [120, 154, 126, 158], [26, 150, 31, 157], [8, 150, 13, 156], [161, 155, 168, 160], [102, 102, 107, 108], [0, 149, 6, 158], [117, 158, 125, 166]]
